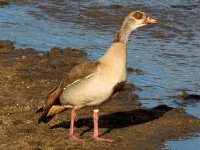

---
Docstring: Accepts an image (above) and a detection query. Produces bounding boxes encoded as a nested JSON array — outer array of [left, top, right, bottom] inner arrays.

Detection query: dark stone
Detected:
[[0, 1, 9, 6]]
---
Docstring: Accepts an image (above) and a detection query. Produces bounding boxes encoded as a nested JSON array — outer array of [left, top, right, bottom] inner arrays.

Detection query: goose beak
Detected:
[[146, 17, 157, 24]]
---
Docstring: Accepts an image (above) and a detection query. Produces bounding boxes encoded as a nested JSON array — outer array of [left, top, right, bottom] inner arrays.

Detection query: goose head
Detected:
[[123, 11, 157, 31], [113, 11, 157, 43]]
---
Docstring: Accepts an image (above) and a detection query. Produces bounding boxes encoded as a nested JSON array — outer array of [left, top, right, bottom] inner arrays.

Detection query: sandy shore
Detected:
[[0, 41, 200, 150]]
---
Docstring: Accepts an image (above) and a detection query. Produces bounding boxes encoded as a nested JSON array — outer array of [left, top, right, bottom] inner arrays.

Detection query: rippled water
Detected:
[[1, 0, 200, 149]]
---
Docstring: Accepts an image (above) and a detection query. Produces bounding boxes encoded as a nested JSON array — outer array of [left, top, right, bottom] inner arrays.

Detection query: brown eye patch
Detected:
[[132, 12, 143, 20]]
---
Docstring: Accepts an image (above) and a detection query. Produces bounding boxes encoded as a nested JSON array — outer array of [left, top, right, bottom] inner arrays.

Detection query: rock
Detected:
[[0, 40, 15, 53], [127, 67, 144, 75], [0, 1, 9, 7], [124, 83, 142, 91], [172, 91, 200, 100]]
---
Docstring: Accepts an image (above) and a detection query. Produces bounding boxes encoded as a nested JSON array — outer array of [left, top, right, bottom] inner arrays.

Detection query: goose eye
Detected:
[[132, 12, 143, 20]]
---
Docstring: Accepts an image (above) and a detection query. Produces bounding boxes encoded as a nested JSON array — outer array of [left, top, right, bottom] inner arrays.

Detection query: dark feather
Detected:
[[112, 81, 126, 94], [35, 107, 43, 113], [38, 110, 50, 124], [37, 87, 62, 124]]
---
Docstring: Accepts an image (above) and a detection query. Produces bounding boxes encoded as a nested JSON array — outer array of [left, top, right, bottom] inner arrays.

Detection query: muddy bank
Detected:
[[0, 41, 200, 150]]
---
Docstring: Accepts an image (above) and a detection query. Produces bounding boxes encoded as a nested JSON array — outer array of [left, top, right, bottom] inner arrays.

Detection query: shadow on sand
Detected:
[[50, 105, 172, 136]]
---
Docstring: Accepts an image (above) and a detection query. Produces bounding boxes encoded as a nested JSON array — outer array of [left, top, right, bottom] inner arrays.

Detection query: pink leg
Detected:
[[69, 108, 83, 142], [93, 109, 113, 142]]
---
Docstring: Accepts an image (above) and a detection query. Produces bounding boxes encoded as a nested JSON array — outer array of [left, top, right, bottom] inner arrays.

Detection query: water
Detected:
[[166, 135, 200, 150], [1, 1, 200, 149]]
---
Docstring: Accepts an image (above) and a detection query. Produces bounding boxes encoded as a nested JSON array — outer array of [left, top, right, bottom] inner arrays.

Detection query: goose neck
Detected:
[[113, 24, 133, 44]]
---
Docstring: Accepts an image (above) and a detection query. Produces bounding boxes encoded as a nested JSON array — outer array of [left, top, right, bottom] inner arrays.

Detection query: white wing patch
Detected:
[[85, 74, 93, 79], [66, 79, 81, 88], [63, 73, 94, 90]]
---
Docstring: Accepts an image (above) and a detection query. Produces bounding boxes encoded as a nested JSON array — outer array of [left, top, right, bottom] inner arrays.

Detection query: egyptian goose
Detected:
[[37, 11, 157, 142]]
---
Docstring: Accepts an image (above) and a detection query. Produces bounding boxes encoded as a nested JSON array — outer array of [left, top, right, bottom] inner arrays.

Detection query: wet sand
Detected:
[[0, 41, 200, 150]]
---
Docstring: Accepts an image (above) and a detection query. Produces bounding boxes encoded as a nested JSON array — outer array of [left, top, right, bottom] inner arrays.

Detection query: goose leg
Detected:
[[70, 108, 83, 141], [93, 109, 113, 142]]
